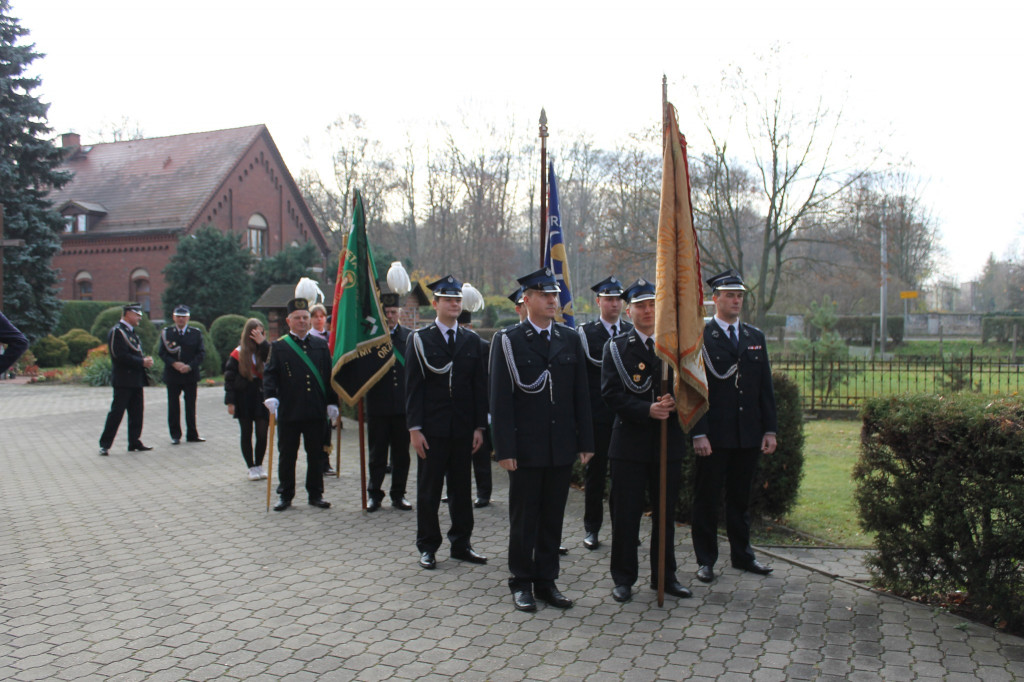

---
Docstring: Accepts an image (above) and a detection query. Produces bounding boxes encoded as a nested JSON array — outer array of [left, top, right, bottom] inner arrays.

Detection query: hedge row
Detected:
[[806, 316, 904, 345], [980, 315, 1024, 343], [857, 395, 1024, 632]]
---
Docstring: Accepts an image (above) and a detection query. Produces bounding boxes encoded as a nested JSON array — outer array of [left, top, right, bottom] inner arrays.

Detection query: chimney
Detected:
[[61, 132, 81, 149]]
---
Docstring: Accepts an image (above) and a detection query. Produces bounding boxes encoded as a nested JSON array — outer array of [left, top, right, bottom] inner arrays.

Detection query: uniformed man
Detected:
[[98, 303, 154, 455], [158, 304, 206, 444], [406, 275, 489, 570], [262, 297, 339, 511], [691, 269, 778, 582], [508, 286, 527, 323], [576, 275, 633, 550], [490, 268, 594, 612], [0, 310, 29, 376], [601, 279, 692, 602], [365, 293, 412, 512]]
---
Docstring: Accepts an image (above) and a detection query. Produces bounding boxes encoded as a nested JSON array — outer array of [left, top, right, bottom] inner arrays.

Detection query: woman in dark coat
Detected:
[[224, 318, 271, 480]]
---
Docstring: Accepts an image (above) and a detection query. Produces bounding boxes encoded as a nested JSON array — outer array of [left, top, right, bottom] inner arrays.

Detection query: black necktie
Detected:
[[646, 338, 655, 354], [728, 324, 738, 349], [446, 328, 455, 350], [540, 329, 549, 344], [610, 324, 617, 337]]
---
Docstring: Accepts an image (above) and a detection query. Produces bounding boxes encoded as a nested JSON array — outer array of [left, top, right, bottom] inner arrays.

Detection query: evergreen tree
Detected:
[[251, 241, 320, 298], [0, 0, 71, 341], [162, 225, 255, 326]]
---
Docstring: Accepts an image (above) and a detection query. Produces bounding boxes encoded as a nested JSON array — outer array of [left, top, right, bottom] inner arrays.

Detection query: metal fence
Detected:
[[773, 350, 1024, 412]]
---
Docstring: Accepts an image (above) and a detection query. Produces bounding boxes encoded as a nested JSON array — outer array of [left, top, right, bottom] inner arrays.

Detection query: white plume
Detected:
[[294, 277, 324, 305], [386, 261, 412, 295], [462, 283, 485, 313]]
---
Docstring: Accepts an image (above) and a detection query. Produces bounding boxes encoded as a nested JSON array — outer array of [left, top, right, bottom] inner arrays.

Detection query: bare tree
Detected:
[[93, 116, 144, 142]]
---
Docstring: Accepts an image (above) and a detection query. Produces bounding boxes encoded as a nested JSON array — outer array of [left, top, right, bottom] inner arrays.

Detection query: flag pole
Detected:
[[539, 108, 549, 267], [656, 74, 670, 608], [358, 400, 368, 510], [265, 414, 276, 512], [335, 407, 342, 478]]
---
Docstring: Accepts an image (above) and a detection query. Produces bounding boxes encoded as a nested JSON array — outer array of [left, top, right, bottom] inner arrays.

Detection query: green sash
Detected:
[[282, 334, 327, 397]]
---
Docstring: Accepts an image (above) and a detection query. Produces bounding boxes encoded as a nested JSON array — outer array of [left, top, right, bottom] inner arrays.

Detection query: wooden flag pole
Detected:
[[265, 413, 276, 512], [358, 400, 368, 510], [539, 108, 549, 267], [335, 413, 342, 477], [656, 74, 670, 608]]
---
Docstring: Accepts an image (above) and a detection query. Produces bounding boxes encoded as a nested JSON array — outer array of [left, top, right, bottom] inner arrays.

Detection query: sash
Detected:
[[282, 335, 326, 397]]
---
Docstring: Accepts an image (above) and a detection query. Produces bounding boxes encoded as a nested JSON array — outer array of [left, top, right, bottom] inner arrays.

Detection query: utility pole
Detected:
[[879, 201, 888, 355]]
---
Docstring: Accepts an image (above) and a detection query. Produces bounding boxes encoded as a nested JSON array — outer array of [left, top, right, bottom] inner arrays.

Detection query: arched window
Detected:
[[131, 268, 151, 314], [74, 271, 93, 301], [248, 213, 268, 258]]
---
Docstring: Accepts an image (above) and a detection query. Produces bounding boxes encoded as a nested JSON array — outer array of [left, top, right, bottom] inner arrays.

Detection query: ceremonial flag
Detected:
[[543, 161, 575, 327], [330, 190, 394, 406], [654, 103, 709, 431]]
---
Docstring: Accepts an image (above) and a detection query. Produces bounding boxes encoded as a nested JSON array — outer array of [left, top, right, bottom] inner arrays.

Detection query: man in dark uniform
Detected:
[[158, 304, 206, 444], [263, 297, 339, 511], [601, 279, 692, 602], [691, 269, 778, 582], [0, 310, 29, 376], [365, 293, 412, 512], [406, 275, 489, 570], [576, 275, 633, 551], [490, 268, 594, 612], [98, 303, 154, 455]]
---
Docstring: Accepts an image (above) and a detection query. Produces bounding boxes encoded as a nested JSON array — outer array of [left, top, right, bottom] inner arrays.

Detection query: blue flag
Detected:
[[543, 161, 575, 327]]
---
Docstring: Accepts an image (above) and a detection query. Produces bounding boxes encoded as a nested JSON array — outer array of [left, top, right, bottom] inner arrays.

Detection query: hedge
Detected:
[[980, 315, 1024, 343], [209, 315, 249, 367], [808, 315, 904, 345], [59, 329, 102, 365], [31, 335, 70, 368], [856, 394, 1024, 631], [56, 300, 128, 337]]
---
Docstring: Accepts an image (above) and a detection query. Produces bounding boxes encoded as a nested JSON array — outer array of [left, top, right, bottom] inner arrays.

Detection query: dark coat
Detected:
[[578, 318, 633, 425], [0, 311, 29, 375], [365, 324, 411, 417], [158, 325, 205, 385], [223, 341, 270, 420], [404, 323, 488, 438], [601, 329, 685, 462], [108, 321, 150, 388], [262, 332, 338, 423], [693, 320, 777, 449], [489, 321, 594, 467]]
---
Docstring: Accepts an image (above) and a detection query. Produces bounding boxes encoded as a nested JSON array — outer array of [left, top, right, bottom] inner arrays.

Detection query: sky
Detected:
[[12, 0, 1024, 283]]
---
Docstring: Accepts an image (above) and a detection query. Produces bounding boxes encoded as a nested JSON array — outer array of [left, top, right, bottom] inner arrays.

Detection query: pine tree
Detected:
[[162, 225, 255, 326], [0, 0, 70, 341]]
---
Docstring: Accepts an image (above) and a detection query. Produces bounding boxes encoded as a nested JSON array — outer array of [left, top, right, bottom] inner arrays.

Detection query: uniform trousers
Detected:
[[507, 464, 573, 593], [99, 386, 144, 449], [691, 446, 760, 567], [368, 414, 411, 502], [166, 382, 199, 440], [583, 420, 613, 533], [609, 459, 681, 587], [472, 429, 493, 501], [275, 419, 326, 502], [416, 434, 474, 554]]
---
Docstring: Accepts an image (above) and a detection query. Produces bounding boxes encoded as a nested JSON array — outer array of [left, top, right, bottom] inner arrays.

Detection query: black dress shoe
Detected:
[[512, 590, 536, 612], [612, 585, 632, 602], [308, 498, 331, 509], [98, 447, 109, 456], [733, 559, 773, 575], [451, 548, 487, 564], [171, 438, 181, 445], [474, 498, 490, 508], [535, 586, 573, 609], [392, 498, 412, 510], [366, 498, 382, 512], [419, 551, 436, 569], [696, 565, 714, 583], [558, 545, 568, 556], [583, 532, 600, 550], [186, 436, 205, 443], [127, 443, 153, 451], [660, 580, 693, 598], [273, 498, 291, 512]]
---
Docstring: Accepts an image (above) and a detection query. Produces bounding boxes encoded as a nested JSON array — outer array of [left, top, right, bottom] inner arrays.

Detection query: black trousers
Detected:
[[506, 464, 572, 593], [275, 419, 326, 502], [583, 420, 613, 533], [237, 415, 268, 468], [99, 386, 144, 449], [472, 429, 493, 501], [368, 414, 410, 502], [610, 458, 681, 588], [166, 382, 199, 440], [416, 434, 473, 554], [691, 446, 761, 568]]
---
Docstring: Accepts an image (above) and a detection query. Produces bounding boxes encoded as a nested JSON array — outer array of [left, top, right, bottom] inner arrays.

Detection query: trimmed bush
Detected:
[[856, 395, 1024, 632], [59, 328, 102, 365], [90, 307, 159, 353], [56, 301, 127, 337], [31, 335, 70, 368], [981, 315, 1024, 343], [821, 315, 905, 345], [209, 315, 249, 365]]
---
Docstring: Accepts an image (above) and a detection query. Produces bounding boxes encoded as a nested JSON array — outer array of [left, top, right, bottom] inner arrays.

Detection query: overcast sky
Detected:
[[13, 0, 1024, 283]]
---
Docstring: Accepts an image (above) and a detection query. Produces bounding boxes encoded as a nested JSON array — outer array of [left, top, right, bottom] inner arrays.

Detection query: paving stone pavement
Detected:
[[2, 383, 1023, 681]]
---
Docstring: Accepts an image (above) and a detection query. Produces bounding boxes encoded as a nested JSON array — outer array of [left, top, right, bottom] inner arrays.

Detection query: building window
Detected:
[[248, 213, 268, 258], [131, 268, 150, 314], [74, 271, 93, 300], [77, 214, 88, 232]]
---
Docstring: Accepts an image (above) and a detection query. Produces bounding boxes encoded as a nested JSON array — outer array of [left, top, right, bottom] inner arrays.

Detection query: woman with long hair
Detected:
[[224, 318, 271, 480]]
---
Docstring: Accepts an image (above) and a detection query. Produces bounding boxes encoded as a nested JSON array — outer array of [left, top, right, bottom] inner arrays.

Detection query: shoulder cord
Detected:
[[701, 345, 741, 387], [160, 328, 182, 358], [112, 326, 143, 359], [608, 338, 653, 394], [412, 330, 454, 396], [576, 324, 602, 367], [500, 332, 554, 403]]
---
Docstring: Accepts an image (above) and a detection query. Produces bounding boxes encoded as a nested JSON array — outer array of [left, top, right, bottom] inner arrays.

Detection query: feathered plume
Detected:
[[386, 262, 412, 295], [462, 283, 485, 313], [295, 277, 324, 305]]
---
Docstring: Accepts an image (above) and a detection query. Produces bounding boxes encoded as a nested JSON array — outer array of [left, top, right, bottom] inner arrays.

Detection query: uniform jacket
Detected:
[[108, 321, 150, 388], [578, 318, 633, 425], [600, 329, 685, 462], [262, 332, 337, 422], [404, 323, 487, 438], [489, 321, 594, 467], [0, 311, 29, 375], [223, 341, 270, 419], [158, 325, 205, 385], [365, 324, 410, 417], [693, 320, 777, 449]]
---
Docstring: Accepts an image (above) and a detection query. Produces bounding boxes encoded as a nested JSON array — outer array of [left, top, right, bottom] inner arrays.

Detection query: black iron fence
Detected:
[[773, 349, 1024, 412]]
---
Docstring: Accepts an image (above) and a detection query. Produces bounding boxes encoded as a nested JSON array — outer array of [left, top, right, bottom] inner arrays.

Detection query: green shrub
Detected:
[[209, 315, 249, 365], [856, 394, 1024, 632], [31, 335, 70, 368], [59, 328, 102, 365], [245, 310, 269, 328], [90, 307, 159, 352], [56, 301, 127, 337], [812, 315, 905, 345], [83, 353, 113, 386], [981, 315, 1024, 343]]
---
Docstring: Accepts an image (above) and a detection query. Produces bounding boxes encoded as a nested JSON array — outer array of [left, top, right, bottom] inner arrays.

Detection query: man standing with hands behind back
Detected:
[[691, 269, 778, 584], [158, 304, 206, 444]]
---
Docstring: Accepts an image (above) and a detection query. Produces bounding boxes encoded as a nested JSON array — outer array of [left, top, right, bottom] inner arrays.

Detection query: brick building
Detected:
[[48, 125, 329, 320]]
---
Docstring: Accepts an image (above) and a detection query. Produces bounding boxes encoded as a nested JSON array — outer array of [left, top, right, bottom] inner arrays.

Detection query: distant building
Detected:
[[48, 125, 329, 319]]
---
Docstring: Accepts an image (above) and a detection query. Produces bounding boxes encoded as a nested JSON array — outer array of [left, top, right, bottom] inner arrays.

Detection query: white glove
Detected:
[[263, 398, 279, 417], [327, 405, 339, 422]]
